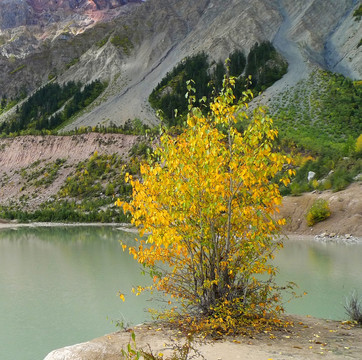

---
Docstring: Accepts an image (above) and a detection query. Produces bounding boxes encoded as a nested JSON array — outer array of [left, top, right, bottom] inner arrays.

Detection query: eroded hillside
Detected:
[[0, 133, 140, 215], [0, 0, 360, 129]]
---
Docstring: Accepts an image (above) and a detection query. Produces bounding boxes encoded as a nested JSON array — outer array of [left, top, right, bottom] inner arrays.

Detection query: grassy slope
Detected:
[[270, 70, 361, 195]]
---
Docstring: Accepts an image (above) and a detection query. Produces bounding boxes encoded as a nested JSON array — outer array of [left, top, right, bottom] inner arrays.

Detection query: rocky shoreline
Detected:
[[313, 232, 362, 244]]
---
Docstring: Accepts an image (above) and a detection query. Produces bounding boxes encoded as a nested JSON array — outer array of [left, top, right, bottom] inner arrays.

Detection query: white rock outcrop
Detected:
[[44, 341, 117, 360]]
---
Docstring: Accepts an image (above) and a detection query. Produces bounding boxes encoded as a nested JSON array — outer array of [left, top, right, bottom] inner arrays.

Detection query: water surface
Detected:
[[276, 237, 362, 320], [0, 226, 151, 360], [1, 227, 362, 360]]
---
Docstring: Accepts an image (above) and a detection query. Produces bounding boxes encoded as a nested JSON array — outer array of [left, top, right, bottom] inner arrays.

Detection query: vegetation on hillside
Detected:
[[271, 71, 362, 194], [18, 158, 66, 188], [245, 41, 288, 91], [149, 42, 287, 127], [0, 69, 360, 223], [0, 146, 151, 223], [0, 41, 360, 226], [149, 52, 212, 127], [110, 34, 133, 55], [0, 118, 157, 138], [353, 4, 362, 20], [117, 79, 295, 335], [306, 199, 331, 226], [0, 80, 107, 135], [0, 94, 19, 116], [272, 72, 361, 154]]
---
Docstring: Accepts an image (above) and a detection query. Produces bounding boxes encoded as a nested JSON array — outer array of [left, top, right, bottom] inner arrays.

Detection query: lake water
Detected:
[[275, 236, 362, 320], [1, 227, 362, 360], [0, 226, 152, 360]]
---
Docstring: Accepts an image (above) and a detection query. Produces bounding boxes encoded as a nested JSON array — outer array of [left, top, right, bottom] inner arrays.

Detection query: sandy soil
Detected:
[[279, 182, 362, 237], [132, 316, 362, 360]]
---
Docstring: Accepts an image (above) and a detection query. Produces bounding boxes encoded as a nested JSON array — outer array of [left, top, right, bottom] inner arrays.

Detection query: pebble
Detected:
[[314, 232, 361, 244]]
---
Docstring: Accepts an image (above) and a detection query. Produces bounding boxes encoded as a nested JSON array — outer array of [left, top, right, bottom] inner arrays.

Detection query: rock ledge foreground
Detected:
[[44, 315, 362, 360]]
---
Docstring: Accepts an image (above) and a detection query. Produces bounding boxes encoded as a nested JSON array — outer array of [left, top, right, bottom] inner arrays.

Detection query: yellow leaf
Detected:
[[187, 116, 197, 127], [114, 198, 122, 207]]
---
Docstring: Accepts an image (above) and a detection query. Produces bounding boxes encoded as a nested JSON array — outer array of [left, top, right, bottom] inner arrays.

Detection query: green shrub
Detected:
[[306, 199, 331, 226], [9, 64, 26, 75], [65, 57, 79, 69], [129, 141, 152, 157], [329, 164, 355, 192], [105, 183, 115, 196], [290, 182, 310, 196], [96, 36, 110, 48], [110, 35, 133, 54], [345, 291, 362, 325], [320, 179, 332, 190], [356, 134, 362, 154], [353, 5, 362, 21], [331, 173, 352, 192]]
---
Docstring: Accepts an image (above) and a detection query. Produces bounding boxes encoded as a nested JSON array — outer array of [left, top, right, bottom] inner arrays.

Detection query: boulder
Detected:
[[43, 332, 127, 360]]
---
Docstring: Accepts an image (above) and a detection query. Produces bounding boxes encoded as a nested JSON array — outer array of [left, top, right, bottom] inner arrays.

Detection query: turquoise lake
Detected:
[[0, 226, 361, 360]]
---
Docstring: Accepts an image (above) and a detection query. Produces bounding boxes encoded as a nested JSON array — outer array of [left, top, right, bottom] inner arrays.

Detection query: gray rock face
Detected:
[[325, 1, 362, 79], [0, 0, 31, 29]]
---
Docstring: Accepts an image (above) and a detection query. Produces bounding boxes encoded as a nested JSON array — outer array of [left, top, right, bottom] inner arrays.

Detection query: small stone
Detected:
[[329, 233, 336, 237], [345, 234, 351, 239], [308, 171, 316, 182]]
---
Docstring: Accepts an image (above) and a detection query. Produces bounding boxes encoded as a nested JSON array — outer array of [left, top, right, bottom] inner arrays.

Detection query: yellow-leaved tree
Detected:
[[117, 77, 295, 334]]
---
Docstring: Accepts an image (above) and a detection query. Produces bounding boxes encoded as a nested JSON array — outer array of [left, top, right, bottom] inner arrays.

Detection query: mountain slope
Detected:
[[0, 0, 361, 129], [56, 0, 362, 129]]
